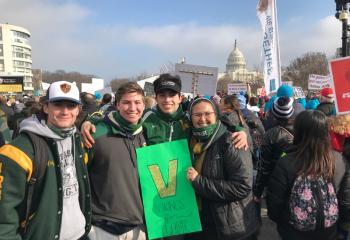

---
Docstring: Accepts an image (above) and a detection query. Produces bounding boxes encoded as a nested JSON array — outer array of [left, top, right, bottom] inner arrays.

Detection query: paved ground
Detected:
[[258, 205, 281, 240]]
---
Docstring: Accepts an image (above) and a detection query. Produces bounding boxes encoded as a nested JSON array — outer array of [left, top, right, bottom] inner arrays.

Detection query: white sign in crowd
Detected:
[[308, 74, 331, 90], [292, 86, 306, 99], [227, 83, 248, 95]]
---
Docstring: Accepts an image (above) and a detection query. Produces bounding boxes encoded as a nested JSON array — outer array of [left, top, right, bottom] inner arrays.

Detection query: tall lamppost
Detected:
[[335, 0, 350, 57]]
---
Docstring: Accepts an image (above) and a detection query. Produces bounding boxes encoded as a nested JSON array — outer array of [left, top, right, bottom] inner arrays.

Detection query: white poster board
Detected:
[[227, 83, 248, 95], [175, 63, 218, 96], [308, 74, 331, 90], [81, 78, 105, 94], [293, 86, 305, 99]]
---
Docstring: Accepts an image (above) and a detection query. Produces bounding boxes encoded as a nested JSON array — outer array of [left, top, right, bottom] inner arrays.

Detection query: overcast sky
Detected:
[[0, 0, 340, 81]]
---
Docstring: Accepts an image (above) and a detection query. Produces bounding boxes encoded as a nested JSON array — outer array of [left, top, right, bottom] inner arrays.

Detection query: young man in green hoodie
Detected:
[[0, 81, 91, 240], [87, 82, 147, 240]]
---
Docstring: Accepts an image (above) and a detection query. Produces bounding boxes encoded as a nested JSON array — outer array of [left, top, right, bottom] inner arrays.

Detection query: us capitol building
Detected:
[[218, 40, 261, 84]]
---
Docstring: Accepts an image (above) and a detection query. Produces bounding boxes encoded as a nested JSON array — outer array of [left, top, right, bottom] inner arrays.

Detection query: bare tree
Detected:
[[109, 78, 130, 92], [42, 70, 96, 91], [250, 75, 264, 96], [216, 74, 233, 94], [282, 52, 329, 89]]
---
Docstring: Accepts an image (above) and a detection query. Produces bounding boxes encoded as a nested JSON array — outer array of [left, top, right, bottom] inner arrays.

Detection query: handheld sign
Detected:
[[292, 87, 305, 99], [136, 139, 201, 239], [227, 83, 248, 95], [308, 74, 331, 90], [329, 57, 350, 115]]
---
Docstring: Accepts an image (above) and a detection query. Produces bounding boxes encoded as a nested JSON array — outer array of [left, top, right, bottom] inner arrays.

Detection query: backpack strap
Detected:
[[141, 110, 154, 123], [21, 131, 49, 234]]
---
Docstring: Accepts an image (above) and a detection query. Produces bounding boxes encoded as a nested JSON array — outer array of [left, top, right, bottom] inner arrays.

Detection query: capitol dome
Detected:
[[226, 40, 246, 73]]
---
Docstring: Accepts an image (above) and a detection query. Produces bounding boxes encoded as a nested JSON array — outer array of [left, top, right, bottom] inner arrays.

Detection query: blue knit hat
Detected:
[[305, 99, 320, 110], [277, 85, 293, 97], [237, 95, 246, 110]]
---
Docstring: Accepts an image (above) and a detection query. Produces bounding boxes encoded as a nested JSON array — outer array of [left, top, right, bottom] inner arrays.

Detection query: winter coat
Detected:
[[253, 123, 294, 198], [317, 102, 336, 116], [88, 111, 146, 227], [266, 150, 350, 240], [241, 108, 265, 151], [191, 131, 260, 240]]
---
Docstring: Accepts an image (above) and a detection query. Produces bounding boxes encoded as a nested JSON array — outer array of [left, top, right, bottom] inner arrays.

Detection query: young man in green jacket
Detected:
[[87, 82, 147, 240], [0, 81, 91, 240]]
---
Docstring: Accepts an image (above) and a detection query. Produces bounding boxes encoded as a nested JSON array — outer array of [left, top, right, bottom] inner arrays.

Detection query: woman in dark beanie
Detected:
[[253, 96, 295, 201], [186, 98, 260, 240]]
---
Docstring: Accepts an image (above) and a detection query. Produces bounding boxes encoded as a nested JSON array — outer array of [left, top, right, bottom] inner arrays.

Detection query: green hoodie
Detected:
[[141, 107, 191, 145]]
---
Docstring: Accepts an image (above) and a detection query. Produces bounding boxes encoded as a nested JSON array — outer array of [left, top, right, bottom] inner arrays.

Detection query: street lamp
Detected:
[[335, 0, 350, 57]]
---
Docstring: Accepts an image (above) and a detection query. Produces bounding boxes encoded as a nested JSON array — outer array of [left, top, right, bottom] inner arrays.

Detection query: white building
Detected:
[[224, 40, 260, 83], [0, 23, 33, 92]]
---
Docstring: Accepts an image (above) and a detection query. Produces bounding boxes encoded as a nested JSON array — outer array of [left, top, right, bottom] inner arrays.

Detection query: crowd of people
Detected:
[[0, 74, 349, 240]]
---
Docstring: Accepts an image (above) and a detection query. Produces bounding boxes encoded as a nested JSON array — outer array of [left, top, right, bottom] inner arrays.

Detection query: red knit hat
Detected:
[[320, 87, 334, 98]]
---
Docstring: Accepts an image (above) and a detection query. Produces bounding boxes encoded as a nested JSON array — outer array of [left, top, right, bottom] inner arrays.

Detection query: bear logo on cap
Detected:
[[60, 83, 71, 93]]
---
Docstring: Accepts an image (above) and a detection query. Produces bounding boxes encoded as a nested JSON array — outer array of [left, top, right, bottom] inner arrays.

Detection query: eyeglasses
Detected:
[[51, 101, 79, 109], [191, 112, 215, 118]]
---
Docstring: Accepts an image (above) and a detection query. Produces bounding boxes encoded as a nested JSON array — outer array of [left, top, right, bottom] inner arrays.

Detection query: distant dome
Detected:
[[226, 40, 246, 73]]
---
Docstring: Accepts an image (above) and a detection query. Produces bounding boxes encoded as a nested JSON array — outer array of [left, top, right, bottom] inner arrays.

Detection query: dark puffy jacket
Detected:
[[220, 111, 254, 157], [253, 123, 294, 198], [266, 150, 350, 240], [191, 132, 260, 240], [241, 108, 265, 151], [317, 102, 336, 116], [88, 113, 146, 227]]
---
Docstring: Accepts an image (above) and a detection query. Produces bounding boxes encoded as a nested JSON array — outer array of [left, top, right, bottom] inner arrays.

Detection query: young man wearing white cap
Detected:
[[0, 81, 91, 239]]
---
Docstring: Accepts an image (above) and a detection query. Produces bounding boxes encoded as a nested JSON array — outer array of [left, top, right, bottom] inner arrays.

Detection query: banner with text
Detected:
[[308, 74, 331, 90], [0, 76, 23, 93], [257, 0, 281, 95], [329, 57, 350, 114], [136, 139, 201, 239], [227, 83, 248, 95]]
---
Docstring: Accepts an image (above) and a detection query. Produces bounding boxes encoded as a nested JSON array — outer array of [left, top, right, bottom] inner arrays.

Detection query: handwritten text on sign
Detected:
[[136, 140, 201, 239], [308, 74, 331, 90]]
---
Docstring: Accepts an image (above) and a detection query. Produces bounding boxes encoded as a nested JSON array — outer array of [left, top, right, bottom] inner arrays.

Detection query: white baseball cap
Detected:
[[46, 81, 80, 104]]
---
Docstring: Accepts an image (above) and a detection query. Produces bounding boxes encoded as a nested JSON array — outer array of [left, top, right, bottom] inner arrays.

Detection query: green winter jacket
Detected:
[[0, 108, 11, 145], [0, 124, 91, 239]]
